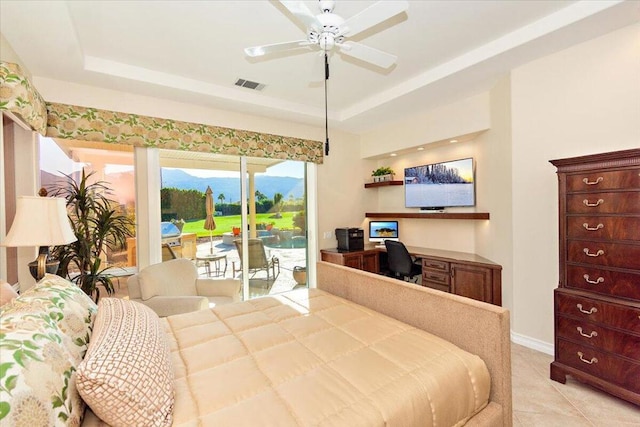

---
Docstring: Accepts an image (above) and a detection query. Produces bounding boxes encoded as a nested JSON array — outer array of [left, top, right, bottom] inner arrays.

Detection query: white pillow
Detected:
[[76, 298, 174, 427]]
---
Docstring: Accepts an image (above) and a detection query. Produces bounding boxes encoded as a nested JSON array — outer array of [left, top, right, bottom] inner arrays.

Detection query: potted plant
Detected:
[[371, 166, 395, 182], [293, 266, 306, 286], [49, 170, 134, 301]]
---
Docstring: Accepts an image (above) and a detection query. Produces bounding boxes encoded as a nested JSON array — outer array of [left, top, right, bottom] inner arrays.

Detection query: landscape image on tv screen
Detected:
[[369, 221, 398, 239], [404, 158, 475, 208]]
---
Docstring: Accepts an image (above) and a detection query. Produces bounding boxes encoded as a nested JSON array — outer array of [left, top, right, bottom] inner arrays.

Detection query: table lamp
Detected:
[[1, 196, 77, 280]]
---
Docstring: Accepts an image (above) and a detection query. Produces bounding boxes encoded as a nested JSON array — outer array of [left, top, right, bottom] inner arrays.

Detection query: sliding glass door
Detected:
[[36, 141, 312, 300], [159, 150, 308, 300]]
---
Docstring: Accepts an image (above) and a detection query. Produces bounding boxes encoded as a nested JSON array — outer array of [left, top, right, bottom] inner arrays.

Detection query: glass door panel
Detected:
[[158, 151, 308, 301], [159, 151, 244, 297], [244, 157, 308, 299]]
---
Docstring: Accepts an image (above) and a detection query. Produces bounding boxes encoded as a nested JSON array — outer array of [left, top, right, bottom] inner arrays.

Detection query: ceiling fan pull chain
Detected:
[[325, 52, 330, 156]]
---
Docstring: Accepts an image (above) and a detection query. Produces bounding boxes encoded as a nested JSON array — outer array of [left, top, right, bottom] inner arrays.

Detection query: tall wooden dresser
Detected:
[[549, 148, 640, 406]]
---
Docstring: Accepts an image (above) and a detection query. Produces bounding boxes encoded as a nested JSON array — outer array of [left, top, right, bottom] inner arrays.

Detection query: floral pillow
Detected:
[[3, 275, 98, 363], [0, 274, 98, 426]]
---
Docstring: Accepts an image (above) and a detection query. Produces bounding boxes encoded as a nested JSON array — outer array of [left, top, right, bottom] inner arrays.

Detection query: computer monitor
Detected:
[[368, 220, 399, 244]]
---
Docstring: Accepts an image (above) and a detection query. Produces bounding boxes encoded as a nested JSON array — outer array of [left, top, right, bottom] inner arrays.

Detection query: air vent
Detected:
[[235, 78, 265, 91]]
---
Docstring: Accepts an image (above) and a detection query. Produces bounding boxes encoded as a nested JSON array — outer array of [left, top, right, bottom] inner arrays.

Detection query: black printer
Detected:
[[335, 227, 364, 251]]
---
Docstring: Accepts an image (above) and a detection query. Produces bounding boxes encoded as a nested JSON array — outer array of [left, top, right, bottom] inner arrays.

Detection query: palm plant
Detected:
[[49, 170, 134, 301]]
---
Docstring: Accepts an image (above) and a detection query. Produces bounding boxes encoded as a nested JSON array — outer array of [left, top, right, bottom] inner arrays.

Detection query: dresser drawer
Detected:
[[567, 192, 640, 214], [556, 338, 640, 394], [566, 168, 640, 192], [422, 258, 449, 272], [567, 240, 640, 270], [566, 265, 640, 300], [556, 316, 640, 359], [422, 269, 450, 286], [555, 289, 640, 333], [567, 216, 640, 241]]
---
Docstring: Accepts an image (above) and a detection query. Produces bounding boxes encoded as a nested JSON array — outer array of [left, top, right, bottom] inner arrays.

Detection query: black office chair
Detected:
[[385, 240, 422, 283]]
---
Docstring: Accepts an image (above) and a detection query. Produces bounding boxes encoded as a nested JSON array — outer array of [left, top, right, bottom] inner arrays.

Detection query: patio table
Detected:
[[196, 253, 228, 277]]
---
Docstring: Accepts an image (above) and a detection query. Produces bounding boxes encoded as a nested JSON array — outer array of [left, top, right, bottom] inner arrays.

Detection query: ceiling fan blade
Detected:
[[245, 40, 313, 57], [280, 1, 322, 31], [339, 0, 408, 37], [338, 41, 397, 69]]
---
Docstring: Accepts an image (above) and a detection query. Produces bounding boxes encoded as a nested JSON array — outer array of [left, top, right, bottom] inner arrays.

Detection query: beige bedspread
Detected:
[[142, 287, 489, 426]]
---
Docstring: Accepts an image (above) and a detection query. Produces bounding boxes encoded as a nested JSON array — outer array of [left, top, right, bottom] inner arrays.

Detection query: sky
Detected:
[[185, 161, 304, 178]]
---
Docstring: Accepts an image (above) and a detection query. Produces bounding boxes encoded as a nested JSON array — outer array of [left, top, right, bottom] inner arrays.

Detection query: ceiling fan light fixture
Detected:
[[243, 0, 408, 69], [319, 33, 335, 51]]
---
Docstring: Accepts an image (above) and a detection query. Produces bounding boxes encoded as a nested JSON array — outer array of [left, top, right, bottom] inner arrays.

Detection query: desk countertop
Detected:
[[321, 244, 501, 268]]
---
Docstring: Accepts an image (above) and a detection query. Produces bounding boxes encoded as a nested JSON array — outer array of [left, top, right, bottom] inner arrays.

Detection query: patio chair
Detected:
[[233, 238, 280, 281]]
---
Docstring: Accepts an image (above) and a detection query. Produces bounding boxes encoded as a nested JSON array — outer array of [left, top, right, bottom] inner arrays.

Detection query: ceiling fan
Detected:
[[244, 0, 409, 69]]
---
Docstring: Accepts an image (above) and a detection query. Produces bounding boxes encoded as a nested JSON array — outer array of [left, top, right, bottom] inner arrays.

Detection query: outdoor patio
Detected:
[[193, 236, 308, 298]]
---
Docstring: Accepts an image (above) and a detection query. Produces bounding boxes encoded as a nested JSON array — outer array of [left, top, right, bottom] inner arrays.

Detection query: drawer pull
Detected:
[[583, 248, 604, 257], [582, 223, 604, 231], [577, 352, 598, 365], [576, 327, 598, 338], [576, 304, 597, 315], [583, 274, 604, 285], [582, 177, 603, 185], [582, 199, 604, 207]]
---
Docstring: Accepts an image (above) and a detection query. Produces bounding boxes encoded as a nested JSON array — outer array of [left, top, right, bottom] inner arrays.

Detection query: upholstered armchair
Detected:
[[127, 258, 241, 317]]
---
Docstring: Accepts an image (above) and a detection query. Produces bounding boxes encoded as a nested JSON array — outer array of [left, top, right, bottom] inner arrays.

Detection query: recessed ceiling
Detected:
[[1, 0, 637, 134]]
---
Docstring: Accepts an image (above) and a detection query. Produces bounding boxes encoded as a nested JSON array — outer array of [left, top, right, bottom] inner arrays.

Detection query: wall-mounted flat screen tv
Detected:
[[404, 157, 475, 209]]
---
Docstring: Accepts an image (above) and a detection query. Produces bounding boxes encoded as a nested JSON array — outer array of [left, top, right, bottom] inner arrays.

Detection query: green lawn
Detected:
[[182, 212, 301, 238]]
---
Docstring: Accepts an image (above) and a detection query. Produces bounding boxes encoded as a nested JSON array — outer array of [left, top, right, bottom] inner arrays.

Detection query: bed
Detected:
[[0, 261, 511, 427]]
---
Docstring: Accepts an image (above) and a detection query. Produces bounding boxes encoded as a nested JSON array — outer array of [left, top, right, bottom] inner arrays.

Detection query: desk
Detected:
[[196, 253, 228, 277], [321, 245, 502, 306]]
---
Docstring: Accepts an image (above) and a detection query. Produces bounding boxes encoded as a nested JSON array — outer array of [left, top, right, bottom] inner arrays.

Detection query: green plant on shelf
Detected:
[[371, 166, 395, 182], [371, 166, 395, 176]]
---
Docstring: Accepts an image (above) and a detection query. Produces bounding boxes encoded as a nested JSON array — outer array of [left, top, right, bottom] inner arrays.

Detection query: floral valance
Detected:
[[46, 103, 324, 163], [0, 62, 48, 134], [1, 61, 323, 164]]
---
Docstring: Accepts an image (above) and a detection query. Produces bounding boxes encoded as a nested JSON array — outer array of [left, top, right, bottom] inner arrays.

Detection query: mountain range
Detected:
[[161, 169, 304, 203], [41, 169, 304, 206]]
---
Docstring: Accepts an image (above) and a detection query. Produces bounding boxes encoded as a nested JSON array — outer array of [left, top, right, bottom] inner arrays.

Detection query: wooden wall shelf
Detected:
[[365, 212, 490, 220], [364, 180, 404, 188]]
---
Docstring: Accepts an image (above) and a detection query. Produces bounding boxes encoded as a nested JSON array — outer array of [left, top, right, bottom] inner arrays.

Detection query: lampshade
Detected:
[[2, 196, 77, 247]]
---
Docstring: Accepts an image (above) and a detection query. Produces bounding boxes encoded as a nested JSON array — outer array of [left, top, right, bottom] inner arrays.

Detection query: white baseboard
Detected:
[[511, 330, 554, 355]]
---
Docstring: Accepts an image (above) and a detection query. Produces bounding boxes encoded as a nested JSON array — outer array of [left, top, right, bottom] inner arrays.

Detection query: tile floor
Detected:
[[511, 343, 639, 426]]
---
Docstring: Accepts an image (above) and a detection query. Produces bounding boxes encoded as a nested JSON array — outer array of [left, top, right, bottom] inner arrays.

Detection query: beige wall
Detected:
[[0, 33, 29, 78], [510, 22, 640, 346], [356, 93, 494, 254], [475, 76, 514, 322], [356, 22, 639, 350], [360, 92, 490, 159]]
